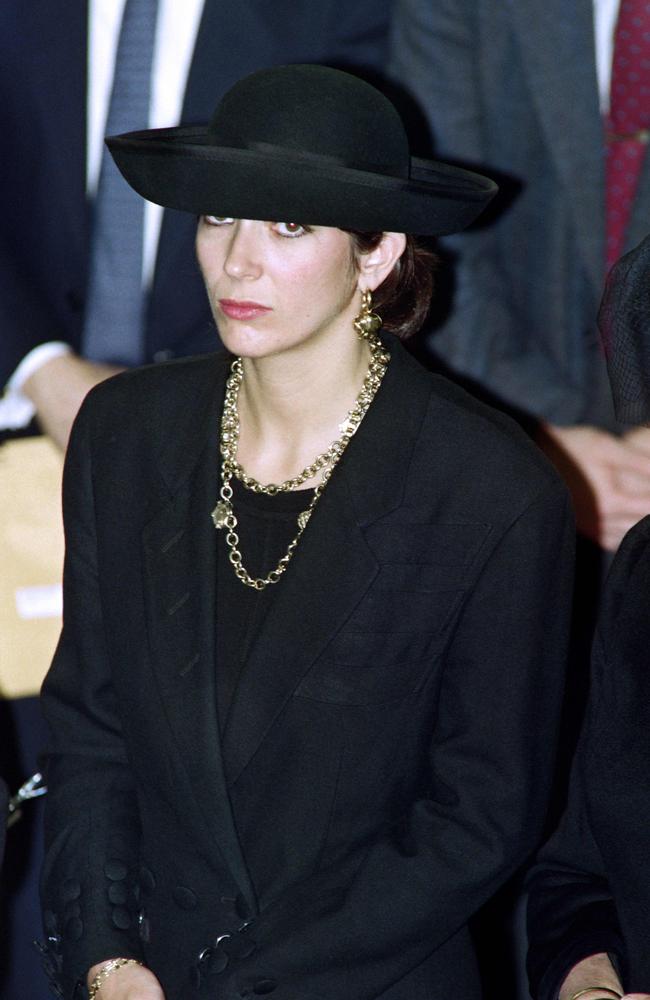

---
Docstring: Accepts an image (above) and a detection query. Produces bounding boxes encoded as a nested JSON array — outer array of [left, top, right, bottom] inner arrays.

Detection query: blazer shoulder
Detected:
[[75, 350, 230, 437], [421, 363, 568, 503], [375, 345, 570, 540]]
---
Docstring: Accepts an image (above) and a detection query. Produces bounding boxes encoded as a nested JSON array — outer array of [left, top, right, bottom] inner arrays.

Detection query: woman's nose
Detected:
[[223, 221, 263, 279]]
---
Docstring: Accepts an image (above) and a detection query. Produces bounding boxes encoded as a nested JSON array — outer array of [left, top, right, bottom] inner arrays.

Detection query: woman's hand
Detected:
[[87, 960, 165, 999], [558, 952, 637, 1000]]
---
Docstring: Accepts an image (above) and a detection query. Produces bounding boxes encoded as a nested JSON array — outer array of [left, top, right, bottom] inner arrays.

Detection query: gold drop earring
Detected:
[[353, 289, 382, 340]]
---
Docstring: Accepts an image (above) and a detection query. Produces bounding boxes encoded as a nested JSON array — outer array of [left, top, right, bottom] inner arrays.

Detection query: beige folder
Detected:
[[0, 436, 64, 699]]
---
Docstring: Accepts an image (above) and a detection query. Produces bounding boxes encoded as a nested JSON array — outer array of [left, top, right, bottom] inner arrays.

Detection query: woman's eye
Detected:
[[274, 222, 309, 238], [203, 215, 235, 226]]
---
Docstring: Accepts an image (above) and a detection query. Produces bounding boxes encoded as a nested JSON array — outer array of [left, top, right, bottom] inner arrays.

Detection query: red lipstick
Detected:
[[218, 299, 272, 320]]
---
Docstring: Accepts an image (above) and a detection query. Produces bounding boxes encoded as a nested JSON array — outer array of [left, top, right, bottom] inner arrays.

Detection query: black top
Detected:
[[216, 479, 315, 730]]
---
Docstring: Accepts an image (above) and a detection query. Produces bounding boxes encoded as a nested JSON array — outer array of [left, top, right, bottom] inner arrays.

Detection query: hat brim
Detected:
[[107, 125, 497, 236]]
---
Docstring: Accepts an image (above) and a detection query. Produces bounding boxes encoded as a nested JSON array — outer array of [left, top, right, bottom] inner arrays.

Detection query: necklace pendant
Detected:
[[211, 501, 231, 529], [297, 509, 311, 531]]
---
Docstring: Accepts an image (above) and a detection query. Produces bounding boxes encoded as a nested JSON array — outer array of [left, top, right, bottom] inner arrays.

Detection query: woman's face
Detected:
[[195, 216, 359, 359]]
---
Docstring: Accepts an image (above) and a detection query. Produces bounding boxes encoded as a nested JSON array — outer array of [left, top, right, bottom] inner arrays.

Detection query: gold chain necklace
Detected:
[[211, 331, 390, 590]]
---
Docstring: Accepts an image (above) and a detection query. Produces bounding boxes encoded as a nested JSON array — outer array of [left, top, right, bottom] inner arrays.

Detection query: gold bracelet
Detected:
[[88, 958, 143, 999], [568, 988, 623, 1000]]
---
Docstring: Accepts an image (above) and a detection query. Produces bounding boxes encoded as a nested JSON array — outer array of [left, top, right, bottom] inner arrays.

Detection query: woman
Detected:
[[527, 235, 650, 1000], [39, 65, 574, 1000]]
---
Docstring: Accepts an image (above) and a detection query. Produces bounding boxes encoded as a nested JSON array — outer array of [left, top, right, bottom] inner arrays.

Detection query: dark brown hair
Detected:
[[345, 231, 439, 339]]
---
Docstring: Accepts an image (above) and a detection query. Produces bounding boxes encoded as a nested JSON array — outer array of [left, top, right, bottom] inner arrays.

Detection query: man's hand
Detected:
[[22, 353, 124, 450], [87, 959, 165, 999], [538, 424, 650, 551], [622, 425, 650, 456]]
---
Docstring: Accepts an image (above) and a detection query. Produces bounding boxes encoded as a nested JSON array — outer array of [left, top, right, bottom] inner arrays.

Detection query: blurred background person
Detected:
[[527, 234, 650, 1000], [389, 0, 650, 556]]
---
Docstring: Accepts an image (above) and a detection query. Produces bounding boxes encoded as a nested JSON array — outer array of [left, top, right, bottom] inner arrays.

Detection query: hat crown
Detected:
[[208, 65, 410, 179]]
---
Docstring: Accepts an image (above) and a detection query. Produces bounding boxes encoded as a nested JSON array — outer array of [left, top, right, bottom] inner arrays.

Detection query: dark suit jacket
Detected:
[[0, 1, 393, 383], [40, 338, 574, 1000], [527, 515, 650, 999], [389, 0, 649, 430]]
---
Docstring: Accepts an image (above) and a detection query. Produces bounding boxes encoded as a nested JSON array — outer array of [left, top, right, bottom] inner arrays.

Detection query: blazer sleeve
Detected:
[[525, 708, 625, 1000], [216, 481, 575, 1000], [39, 400, 144, 1000], [526, 521, 650, 1000], [388, 0, 590, 426]]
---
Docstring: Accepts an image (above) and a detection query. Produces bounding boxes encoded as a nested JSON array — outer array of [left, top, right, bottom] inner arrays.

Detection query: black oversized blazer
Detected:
[[527, 516, 650, 1000], [40, 338, 574, 1000]]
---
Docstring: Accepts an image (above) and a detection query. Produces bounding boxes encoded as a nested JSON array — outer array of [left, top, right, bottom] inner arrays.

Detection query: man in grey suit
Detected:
[[390, 0, 650, 553]]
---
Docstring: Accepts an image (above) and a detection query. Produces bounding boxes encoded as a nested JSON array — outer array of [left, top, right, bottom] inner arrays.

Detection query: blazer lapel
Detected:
[[222, 340, 434, 785], [141, 354, 257, 909], [509, 0, 605, 295]]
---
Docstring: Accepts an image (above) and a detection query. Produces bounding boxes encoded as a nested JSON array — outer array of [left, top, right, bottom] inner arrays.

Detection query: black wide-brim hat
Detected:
[[107, 64, 497, 236]]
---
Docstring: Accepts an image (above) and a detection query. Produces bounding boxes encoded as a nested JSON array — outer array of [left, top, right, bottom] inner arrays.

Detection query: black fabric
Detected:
[[40, 337, 574, 1000], [0, 776, 7, 868], [216, 481, 314, 730], [598, 234, 650, 424], [527, 515, 650, 998], [107, 65, 497, 237]]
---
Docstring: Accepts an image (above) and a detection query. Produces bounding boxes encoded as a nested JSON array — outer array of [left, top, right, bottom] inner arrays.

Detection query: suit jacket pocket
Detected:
[[294, 587, 464, 705]]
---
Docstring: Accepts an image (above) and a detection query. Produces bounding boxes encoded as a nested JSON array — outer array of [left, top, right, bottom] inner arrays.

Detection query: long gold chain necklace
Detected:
[[211, 331, 390, 590]]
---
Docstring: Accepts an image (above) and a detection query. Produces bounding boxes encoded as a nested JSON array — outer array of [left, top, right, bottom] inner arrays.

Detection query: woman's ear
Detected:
[[357, 232, 407, 291]]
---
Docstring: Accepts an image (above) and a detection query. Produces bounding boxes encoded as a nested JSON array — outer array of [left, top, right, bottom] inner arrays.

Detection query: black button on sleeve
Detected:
[[223, 935, 257, 959], [104, 859, 128, 881], [61, 878, 81, 901], [111, 906, 132, 930], [207, 949, 229, 975], [253, 979, 278, 995], [108, 882, 128, 905]]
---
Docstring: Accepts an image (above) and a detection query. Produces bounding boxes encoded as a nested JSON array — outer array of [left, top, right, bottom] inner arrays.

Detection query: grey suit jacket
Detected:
[[389, 0, 650, 429]]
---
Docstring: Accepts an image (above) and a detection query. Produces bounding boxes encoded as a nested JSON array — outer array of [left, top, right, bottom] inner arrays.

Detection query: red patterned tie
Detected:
[[605, 0, 650, 270]]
